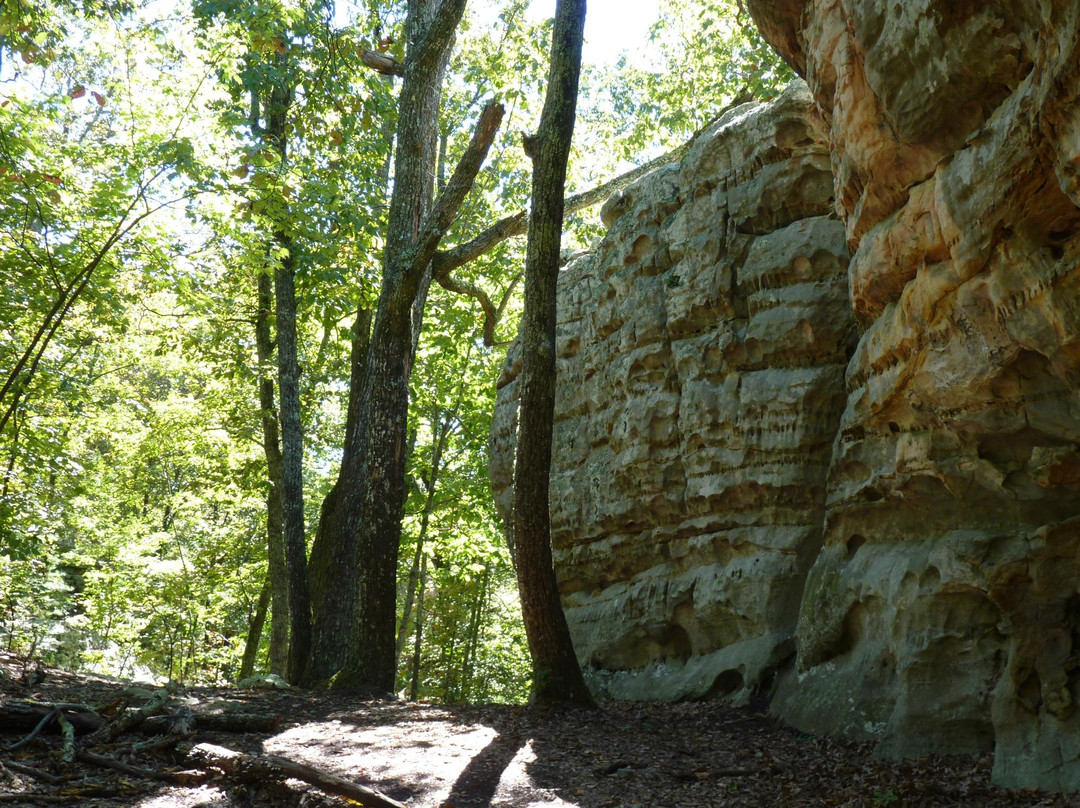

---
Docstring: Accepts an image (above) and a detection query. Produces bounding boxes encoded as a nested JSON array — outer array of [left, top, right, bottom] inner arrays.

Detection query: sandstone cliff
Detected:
[[491, 1, 1080, 792], [745, 0, 1080, 791], [491, 83, 856, 702]]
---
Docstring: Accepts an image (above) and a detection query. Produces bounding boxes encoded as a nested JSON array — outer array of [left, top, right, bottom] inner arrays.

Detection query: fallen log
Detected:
[[146, 711, 283, 734], [187, 742, 408, 808], [0, 702, 281, 738], [0, 702, 105, 734]]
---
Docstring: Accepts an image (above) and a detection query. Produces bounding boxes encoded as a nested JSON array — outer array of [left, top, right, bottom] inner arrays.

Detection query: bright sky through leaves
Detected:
[[527, 0, 661, 65]]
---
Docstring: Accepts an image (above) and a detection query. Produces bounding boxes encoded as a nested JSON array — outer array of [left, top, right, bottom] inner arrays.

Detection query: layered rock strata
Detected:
[[746, 0, 1080, 791], [490, 83, 856, 702], [493, 4, 1080, 791]]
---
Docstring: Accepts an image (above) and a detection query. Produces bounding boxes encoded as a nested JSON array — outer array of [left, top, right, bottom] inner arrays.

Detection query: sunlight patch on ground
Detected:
[[494, 740, 581, 808], [261, 711, 584, 808], [267, 716, 499, 804], [135, 784, 231, 807]]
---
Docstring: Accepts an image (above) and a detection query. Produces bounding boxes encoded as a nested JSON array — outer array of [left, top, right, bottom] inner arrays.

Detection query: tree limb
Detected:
[[406, 100, 505, 281], [5, 707, 60, 752], [76, 749, 196, 784], [431, 91, 757, 283], [361, 49, 404, 77], [434, 270, 521, 347], [187, 743, 407, 808], [431, 140, 687, 280], [428, 93, 761, 343]]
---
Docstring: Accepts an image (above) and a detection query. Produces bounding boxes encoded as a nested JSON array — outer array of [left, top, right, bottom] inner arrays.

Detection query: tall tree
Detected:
[[255, 267, 290, 676], [308, 0, 505, 690], [250, 45, 312, 685], [511, 0, 593, 707]]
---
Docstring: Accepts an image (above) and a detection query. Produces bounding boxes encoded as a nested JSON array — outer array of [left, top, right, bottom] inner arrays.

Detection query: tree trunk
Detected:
[[255, 267, 290, 677], [238, 580, 271, 680], [394, 410, 451, 666], [312, 0, 504, 692], [265, 55, 312, 685], [512, 0, 593, 707], [305, 74, 394, 685], [408, 550, 427, 701], [305, 306, 371, 683], [460, 565, 489, 701]]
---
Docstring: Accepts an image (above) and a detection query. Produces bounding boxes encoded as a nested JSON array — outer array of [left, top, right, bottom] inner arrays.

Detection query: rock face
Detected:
[[744, 0, 1080, 791], [491, 1, 1080, 792], [491, 83, 856, 702]]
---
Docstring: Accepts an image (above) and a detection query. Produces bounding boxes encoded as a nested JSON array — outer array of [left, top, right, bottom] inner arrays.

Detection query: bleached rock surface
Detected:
[[491, 83, 856, 703]]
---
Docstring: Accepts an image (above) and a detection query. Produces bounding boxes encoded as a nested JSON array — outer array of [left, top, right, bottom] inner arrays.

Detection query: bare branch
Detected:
[[432, 141, 687, 279], [432, 91, 758, 281], [360, 49, 404, 77]]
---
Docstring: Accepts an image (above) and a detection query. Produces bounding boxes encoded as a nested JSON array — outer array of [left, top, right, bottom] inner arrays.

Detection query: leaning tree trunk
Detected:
[[239, 580, 271, 680], [512, 0, 593, 707]]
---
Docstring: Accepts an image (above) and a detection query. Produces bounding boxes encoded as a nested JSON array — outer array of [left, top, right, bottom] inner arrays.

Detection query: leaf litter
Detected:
[[2, 652, 1077, 808]]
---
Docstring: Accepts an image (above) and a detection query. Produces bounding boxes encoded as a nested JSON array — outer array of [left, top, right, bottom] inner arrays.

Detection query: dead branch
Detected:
[[360, 49, 404, 77], [431, 142, 687, 279], [0, 701, 281, 738], [0, 702, 105, 735], [57, 714, 74, 765], [408, 100, 506, 281], [429, 90, 757, 327], [5, 706, 60, 751], [83, 687, 170, 746], [426, 142, 687, 345], [0, 786, 138, 803], [76, 748, 203, 785], [187, 742, 408, 808], [1, 759, 63, 783]]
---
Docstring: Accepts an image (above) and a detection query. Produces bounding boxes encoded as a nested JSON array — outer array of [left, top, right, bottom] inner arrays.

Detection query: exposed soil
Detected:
[[2, 652, 1078, 808]]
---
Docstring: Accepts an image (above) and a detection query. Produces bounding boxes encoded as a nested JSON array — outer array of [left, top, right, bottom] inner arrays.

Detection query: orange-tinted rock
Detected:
[[749, 0, 1080, 790]]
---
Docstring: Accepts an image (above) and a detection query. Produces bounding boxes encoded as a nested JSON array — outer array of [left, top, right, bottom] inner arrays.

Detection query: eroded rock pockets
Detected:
[[490, 82, 857, 704], [748, 0, 1080, 791]]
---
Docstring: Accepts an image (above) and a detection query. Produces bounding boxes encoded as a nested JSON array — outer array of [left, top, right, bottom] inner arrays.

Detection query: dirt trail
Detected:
[[1, 653, 1075, 807]]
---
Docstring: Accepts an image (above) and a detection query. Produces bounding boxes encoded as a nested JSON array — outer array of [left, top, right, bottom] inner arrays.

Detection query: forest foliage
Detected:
[[0, 0, 790, 700]]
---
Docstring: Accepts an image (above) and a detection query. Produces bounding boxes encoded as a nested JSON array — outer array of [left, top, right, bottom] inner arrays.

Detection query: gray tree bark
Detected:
[[238, 580, 271, 680], [306, 0, 504, 691], [255, 268, 290, 677], [511, 0, 593, 707], [264, 52, 311, 685]]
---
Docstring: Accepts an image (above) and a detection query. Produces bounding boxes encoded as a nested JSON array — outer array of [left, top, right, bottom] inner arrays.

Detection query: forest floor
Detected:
[[1, 652, 1078, 808]]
